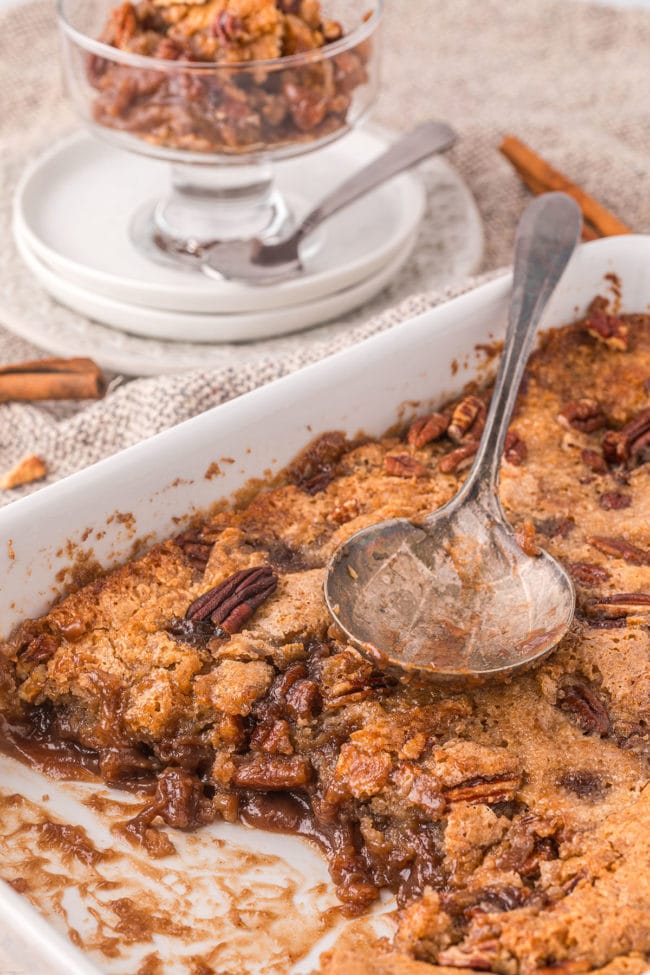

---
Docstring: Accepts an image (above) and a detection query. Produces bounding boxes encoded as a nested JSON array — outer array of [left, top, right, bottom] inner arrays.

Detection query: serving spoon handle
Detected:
[[285, 120, 457, 250], [446, 192, 582, 515]]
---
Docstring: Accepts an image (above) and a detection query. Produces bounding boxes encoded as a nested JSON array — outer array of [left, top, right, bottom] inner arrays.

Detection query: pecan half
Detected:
[[439, 442, 479, 474], [581, 449, 607, 474], [448, 395, 486, 443], [583, 311, 628, 350], [568, 562, 610, 587], [444, 773, 521, 805], [558, 399, 606, 433], [602, 408, 650, 466], [589, 593, 650, 618], [384, 454, 429, 478], [598, 491, 631, 510], [589, 535, 650, 565], [407, 412, 449, 449], [504, 430, 527, 466], [186, 566, 277, 634], [557, 677, 610, 736]]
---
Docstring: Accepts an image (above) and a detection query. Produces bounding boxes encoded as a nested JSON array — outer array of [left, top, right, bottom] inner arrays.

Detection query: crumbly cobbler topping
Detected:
[[1, 298, 650, 975], [87, 0, 371, 153]]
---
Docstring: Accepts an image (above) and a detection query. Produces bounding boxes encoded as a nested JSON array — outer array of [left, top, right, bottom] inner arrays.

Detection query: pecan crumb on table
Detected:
[[1, 300, 650, 974], [88, 0, 371, 153]]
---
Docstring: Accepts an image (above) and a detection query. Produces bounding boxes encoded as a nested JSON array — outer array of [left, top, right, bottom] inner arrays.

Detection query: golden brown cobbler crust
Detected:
[[1, 304, 650, 974]]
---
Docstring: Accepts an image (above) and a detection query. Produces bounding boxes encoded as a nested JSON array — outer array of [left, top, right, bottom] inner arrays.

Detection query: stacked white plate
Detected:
[[13, 128, 431, 345]]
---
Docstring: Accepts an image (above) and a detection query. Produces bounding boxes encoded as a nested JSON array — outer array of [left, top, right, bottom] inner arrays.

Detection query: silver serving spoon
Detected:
[[324, 192, 581, 683], [155, 120, 457, 284]]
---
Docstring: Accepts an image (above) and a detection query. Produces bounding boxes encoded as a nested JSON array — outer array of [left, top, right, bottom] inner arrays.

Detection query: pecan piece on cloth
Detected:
[[602, 407, 650, 466], [384, 454, 429, 478], [558, 398, 606, 433], [406, 412, 449, 449], [588, 593, 650, 619], [448, 395, 486, 444], [589, 535, 650, 565], [439, 442, 479, 474], [0, 454, 47, 490], [556, 677, 611, 736], [583, 310, 629, 350], [186, 566, 277, 634]]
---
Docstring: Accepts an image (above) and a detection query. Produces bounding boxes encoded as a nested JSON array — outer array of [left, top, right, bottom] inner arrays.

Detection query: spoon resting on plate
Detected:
[[324, 192, 582, 683], [155, 120, 457, 284]]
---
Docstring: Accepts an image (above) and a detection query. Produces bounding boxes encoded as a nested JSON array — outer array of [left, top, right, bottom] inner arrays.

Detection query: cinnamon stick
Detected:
[[0, 357, 107, 403], [500, 135, 631, 238]]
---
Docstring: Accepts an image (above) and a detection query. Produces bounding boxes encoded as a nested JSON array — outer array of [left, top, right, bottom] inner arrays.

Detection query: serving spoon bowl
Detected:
[[324, 192, 581, 682]]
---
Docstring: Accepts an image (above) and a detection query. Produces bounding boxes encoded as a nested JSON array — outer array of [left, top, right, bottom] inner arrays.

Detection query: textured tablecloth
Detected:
[[2, 0, 650, 970]]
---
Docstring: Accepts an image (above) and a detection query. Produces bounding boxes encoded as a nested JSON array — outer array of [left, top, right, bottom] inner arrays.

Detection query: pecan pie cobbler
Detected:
[[88, 0, 371, 153], [1, 299, 650, 974]]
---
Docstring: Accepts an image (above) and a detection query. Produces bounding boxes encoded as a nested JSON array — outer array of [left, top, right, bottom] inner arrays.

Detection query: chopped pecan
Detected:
[[448, 395, 486, 443], [598, 491, 631, 510], [166, 616, 222, 648], [384, 454, 429, 478], [407, 412, 449, 449], [602, 407, 650, 466], [439, 442, 479, 474], [568, 562, 610, 587], [186, 566, 277, 634], [557, 677, 610, 736], [589, 535, 650, 565], [287, 431, 349, 494], [437, 944, 498, 970], [444, 773, 521, 805], [557, 769, 606, 799], [154, 768, 204, 829], [249, 719, 294, 756], [515, 519, 541, 557], [212, 11, 245, 42], [175, 528, 215, 569], [581, 449, 607, 474], [535, 516, 574, 539], [588, 593, 650, 619], [231, 754, 311, 790], [329, 498, 360, 525], [285, 678, 322, 721], [558, 399, 606, 433], [583, 310, 628, 350], [504, 430, 527, 465], [19, 633, 58, 664]]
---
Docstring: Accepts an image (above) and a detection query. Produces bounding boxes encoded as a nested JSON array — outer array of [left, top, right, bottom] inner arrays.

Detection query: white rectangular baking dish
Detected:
[[0, 234, 648, 975]]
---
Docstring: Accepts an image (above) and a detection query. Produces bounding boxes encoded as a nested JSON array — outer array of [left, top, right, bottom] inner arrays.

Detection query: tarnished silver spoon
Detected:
[[324, 192, 581, 682], [155, 120, 457, 283]]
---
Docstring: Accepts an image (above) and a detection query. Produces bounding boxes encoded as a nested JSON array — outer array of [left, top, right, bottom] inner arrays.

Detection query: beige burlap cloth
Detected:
[[2, 0, 650, 501]]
